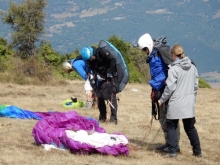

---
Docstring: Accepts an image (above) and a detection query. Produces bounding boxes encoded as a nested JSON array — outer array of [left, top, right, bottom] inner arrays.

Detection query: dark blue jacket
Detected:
[[148, 48, 167, 90]]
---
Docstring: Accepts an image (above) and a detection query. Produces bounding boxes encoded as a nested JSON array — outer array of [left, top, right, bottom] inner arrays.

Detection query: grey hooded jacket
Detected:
[[159, 56, 199, 119]]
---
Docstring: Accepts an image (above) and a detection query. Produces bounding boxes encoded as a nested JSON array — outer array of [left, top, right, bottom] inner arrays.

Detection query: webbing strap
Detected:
[[152, 101, 160, 120], [152, 100, 168, 120]]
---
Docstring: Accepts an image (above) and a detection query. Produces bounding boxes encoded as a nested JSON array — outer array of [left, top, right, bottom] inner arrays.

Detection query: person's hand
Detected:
[[158, 100, 162, 106]]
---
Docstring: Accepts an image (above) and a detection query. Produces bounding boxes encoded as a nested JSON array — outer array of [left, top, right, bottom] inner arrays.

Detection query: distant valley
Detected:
[[0, 0, 220, 76]]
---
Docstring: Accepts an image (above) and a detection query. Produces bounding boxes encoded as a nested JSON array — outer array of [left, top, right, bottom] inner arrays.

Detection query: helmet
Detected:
[[81, 46, 93, 61], [62, 61, 72, 73], [138, 33, 154, 55]]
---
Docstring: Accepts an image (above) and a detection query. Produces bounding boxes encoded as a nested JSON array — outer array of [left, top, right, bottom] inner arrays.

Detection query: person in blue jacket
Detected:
[[137, 33, 180, 152], [62, 58, 96, 109]]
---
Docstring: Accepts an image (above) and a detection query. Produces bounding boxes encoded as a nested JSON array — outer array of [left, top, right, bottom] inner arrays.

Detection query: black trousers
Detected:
[[98, 93, 117, 121], [96, 79, 118, 122], [166, 117, 201, 155]]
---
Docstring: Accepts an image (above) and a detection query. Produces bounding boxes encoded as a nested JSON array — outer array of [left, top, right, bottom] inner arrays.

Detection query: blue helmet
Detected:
[[81, 46, 93, 61]]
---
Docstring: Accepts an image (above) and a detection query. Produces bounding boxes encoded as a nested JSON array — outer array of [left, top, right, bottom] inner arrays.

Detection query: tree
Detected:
[[1, 0, 47, 58], [0, 37, 14, 72], [37, 43, 63, 67]]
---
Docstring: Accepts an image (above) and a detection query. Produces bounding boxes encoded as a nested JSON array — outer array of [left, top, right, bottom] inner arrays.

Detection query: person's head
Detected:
[[81, 46, 94, 61], [138, 33, 154, 55], [171, 44, 185, 60], [62, 61, 73, 73]]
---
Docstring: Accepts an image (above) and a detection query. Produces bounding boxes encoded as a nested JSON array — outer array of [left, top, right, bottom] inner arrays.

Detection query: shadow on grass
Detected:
[[128, 138, 164, 152]]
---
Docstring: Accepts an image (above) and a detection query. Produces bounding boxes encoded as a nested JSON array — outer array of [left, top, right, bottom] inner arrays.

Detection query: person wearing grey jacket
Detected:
[[158, 44, 202, 158]]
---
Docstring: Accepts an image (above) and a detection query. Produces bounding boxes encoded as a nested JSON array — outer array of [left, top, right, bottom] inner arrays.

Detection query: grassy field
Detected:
[[0, 80, 219, 165]]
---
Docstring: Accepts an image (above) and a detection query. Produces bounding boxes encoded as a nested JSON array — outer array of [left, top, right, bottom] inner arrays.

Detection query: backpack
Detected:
[[147, 36, 172, 91], [98, 40, 129, 93], [153, 36, 174, 65], [150, 36, 173, 120]]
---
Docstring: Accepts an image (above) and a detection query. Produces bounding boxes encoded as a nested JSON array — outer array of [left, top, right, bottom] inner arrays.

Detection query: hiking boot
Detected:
[[99, 116, 107, 123], [156, 144, 167, 151], [109, 119, 117, 125], [99, 119, 107, 123], [157, 144, 180, 153], [163, 153, 177, 158], [193, 153, 202, 157], [162, 147, 180, 153], [84, 101, 93, 109]]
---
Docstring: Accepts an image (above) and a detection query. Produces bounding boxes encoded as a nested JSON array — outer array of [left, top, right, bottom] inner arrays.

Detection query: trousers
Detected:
[[151, 89, 180, 144], [98, 93, 117, 122], [166, 117, 201, 154], [158, 104, 180, 143]]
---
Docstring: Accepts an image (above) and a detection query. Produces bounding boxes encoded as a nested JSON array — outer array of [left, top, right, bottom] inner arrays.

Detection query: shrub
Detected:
[[9, 56, 53, 84], [199, 77, 211, 88]]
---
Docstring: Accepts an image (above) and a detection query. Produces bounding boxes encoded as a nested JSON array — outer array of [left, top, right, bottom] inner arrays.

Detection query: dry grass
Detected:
[[0, 80, 219, 165]]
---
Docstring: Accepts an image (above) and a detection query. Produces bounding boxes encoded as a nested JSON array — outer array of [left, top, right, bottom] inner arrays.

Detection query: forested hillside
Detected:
[[0, 0, 220, 74]]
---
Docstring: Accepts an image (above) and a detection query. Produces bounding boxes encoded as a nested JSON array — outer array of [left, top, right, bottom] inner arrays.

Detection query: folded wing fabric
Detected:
[[32, 111, 129, 156], [0, 104, 129, 155]]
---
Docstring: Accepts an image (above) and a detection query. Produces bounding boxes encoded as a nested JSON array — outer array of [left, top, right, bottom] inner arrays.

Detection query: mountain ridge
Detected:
[[0, 0, 220, 74]]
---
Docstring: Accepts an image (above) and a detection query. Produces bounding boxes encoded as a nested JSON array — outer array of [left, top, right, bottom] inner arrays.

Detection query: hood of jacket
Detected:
[[170, 56, 192, 70]]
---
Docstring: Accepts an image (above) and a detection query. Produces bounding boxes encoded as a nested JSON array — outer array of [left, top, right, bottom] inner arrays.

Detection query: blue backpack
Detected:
[[98, 40, 129, 93]]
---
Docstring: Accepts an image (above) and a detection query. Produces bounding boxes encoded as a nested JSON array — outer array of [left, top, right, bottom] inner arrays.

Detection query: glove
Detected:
[[97, 74, 105, 81], [89, 78, 96, 89], [107, 73, 113, 78], [88, 73, 94, 80], [71, 97, 77, 103]]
